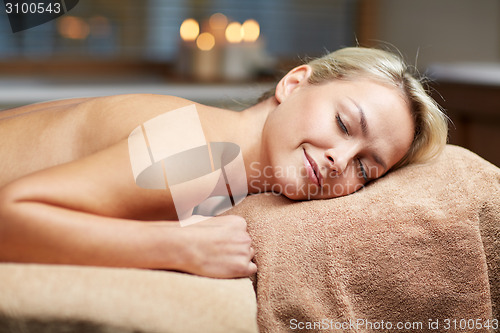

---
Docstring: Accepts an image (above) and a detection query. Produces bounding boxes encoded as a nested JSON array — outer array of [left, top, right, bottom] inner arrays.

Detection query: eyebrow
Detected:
[[349, 98, 388, 173]]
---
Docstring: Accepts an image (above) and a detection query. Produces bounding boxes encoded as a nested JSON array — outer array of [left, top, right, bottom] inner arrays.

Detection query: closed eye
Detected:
[[358, 158, 368, 182], [336, 114, 349, 135]]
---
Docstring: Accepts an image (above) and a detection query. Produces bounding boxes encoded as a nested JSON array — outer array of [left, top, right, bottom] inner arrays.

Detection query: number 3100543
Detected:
[[6, 2, 62, 14]]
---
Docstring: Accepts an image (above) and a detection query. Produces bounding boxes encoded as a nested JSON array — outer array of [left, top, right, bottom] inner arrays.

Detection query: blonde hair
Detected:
[[260, 47, 448, 170]]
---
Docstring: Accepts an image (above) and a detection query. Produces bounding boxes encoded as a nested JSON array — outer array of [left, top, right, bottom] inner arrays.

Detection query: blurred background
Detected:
[[0, 0, 499, 165]]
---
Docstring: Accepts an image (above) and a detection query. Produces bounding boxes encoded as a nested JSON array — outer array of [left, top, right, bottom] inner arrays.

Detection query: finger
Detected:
[[248, 262, 257, 275], [249, 246, 255, 258]]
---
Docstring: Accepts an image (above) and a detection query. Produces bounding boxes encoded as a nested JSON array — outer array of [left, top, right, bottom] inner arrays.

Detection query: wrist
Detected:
[[143, 222, 188, 271]]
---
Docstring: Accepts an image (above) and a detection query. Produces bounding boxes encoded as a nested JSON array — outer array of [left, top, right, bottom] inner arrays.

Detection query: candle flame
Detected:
[[225, 22, 243, 43], [209, 13, 228, 30], [180, 18, 200, 41], [58, 16, 90, 40], [242, 19, 260, 42], [196, 32, 215, 51]]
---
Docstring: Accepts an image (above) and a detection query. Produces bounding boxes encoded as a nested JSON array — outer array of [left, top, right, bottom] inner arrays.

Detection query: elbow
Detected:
[[0, 182, 23, 216], [0, 182, 17, 221], [0, 183, 26, 261], [0, 187, 13, 260]]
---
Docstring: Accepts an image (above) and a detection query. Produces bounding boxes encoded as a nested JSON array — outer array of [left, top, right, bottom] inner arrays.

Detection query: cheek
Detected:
[[266, 106, 300, 141]]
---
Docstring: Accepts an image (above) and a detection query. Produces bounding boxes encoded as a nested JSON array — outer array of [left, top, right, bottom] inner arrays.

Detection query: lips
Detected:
[[303, 149, 322, 186]]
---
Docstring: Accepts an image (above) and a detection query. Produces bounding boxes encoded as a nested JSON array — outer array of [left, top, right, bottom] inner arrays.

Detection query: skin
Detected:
[[0, 65, 414, 278], [257, 65, 414, 199]]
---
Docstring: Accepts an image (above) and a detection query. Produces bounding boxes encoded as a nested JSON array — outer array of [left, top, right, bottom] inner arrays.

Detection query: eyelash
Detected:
[[358, 158, 368, 182], [336, 114, 349, 135], [336, 114, 368, 182]]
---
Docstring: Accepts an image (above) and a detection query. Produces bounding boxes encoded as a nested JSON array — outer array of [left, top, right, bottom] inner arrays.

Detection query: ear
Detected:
[[275, 65, 312, 103]]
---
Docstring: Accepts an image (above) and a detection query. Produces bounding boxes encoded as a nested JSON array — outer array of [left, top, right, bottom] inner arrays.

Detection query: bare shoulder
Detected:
[[78, 94, 198, 144], [85, 94, 195, 122]]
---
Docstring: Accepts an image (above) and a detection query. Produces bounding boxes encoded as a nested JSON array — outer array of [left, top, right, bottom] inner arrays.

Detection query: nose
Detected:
[[324, 145, 358, 176]]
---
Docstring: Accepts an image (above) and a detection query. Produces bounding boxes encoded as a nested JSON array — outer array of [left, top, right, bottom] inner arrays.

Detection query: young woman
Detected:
[[0, 47, 447, 278]]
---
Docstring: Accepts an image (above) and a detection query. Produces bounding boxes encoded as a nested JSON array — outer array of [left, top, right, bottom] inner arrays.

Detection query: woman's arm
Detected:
[[0, 140, 256, 278]]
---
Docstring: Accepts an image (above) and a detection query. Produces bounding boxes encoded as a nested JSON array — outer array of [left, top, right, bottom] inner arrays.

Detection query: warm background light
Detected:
[[89, 16, 111, 37], [225, 22, 243, 43], [180, 18, 200, 41], [58, 16, 90, 40], [242, 19, 260, 42], [209, 13, 228, 30], [196, 32, 215, 51]]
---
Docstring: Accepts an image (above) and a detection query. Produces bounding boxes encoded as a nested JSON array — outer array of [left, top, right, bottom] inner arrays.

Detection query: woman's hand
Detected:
[[175, 215, 257, 279]]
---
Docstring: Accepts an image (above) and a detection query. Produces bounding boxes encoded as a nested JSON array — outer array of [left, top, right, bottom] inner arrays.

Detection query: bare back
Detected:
[[0, 94, 194, 188]]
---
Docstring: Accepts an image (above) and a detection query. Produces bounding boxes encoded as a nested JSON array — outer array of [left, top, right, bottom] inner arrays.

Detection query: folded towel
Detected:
[[229, 145, 499, 332], [0, 264, 258, 333]]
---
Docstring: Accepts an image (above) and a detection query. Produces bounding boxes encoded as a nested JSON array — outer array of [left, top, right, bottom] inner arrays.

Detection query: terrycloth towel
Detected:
[[229, 145, 500, 332], [0, 265, 258, 333]]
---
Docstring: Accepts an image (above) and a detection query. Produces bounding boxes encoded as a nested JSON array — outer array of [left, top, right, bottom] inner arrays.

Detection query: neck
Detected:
[[198, 98, 278, 194]]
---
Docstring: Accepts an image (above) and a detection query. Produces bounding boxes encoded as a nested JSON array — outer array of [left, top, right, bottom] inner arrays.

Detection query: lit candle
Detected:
[[178, 18, 200, 78], [193, 31, 220, 81], [223, 19, 266, 81], [243, 19, 262, 74], [223, 21, 249, 81]]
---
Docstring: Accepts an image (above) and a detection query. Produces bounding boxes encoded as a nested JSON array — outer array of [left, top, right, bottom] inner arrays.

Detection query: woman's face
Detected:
[[259, 65, 414, 200]]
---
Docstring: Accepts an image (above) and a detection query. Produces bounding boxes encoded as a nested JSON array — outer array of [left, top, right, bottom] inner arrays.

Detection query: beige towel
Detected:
[[0, 264, 258, 333], [229, 145, 500, 332]]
